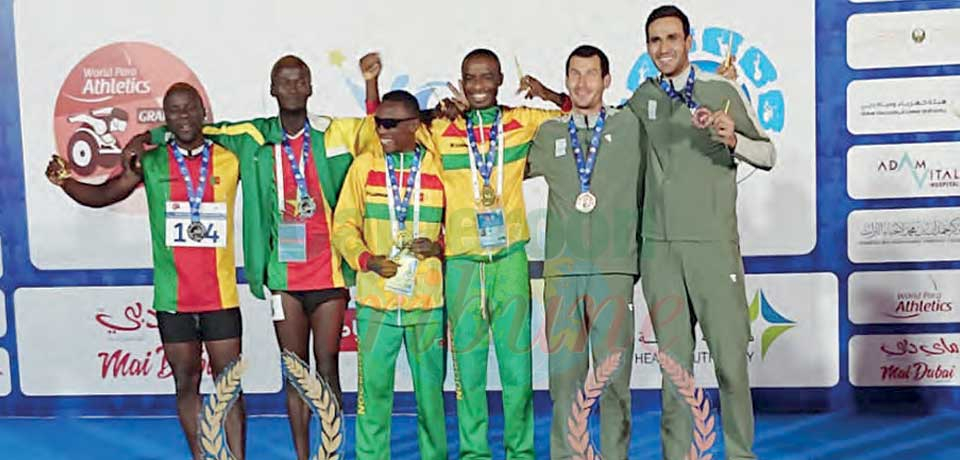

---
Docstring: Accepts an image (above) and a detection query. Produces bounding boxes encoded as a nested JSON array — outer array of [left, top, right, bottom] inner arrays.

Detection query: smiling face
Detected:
[[646, 16, 692, 78], [162, 85, 205, 148], [375, 100, 419, 154], [461, 54, 503, 110], [566, 54, 610, 114]]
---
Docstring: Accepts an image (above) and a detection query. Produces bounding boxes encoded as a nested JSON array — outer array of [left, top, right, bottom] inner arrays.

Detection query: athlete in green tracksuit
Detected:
[[366, 49, 571, 459], [627, 6, 776, 460], [527, 45, 645, 460]]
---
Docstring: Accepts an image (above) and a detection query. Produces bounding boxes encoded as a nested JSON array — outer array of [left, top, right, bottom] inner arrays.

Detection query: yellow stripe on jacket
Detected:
[[332, 140, 445, 311], [429, 106, 560, 258], [211, 144, 240, 309]]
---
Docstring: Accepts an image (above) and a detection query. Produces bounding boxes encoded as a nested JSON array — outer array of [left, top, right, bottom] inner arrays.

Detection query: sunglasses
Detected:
[[374, 116, 418, 129]]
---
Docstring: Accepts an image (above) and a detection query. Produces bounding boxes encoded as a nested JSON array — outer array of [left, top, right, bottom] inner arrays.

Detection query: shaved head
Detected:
[[163, 82, 202, 106], [271, 55, 311, 83]]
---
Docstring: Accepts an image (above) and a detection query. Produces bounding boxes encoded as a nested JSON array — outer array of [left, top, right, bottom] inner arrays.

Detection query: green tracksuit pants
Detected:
[[445, 248, 534, 459], [640, 240, 756, 460], [545, 274, 636, 460], [355, 306, 447, 460]]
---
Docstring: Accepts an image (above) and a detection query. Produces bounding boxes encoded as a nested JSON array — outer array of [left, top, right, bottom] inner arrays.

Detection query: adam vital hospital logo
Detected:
[[877, 153, 960, 190]]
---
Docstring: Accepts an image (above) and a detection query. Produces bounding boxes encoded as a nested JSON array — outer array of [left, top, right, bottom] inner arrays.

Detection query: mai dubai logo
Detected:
[[748, 289, 796, 359]]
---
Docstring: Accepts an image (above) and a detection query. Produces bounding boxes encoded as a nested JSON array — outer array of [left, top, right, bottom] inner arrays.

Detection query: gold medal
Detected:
[[481, 184, 497, 207], [396, 229, 412, 250]]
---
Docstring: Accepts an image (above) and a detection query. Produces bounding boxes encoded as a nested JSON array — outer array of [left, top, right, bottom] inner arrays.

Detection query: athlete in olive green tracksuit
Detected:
[[528, 105, 645, 460], [628, 6, 776, 460], [527, 45, 646, 460]]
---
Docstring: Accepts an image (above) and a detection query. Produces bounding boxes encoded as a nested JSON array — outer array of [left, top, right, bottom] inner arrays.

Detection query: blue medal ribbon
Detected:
[[659, 66, 699, 109], [567, 108, 607, 194], [169, 140, 211, 224], [465, 108, 501, 187], [385, 145, 423, 231], [281, 119, 314, 210]]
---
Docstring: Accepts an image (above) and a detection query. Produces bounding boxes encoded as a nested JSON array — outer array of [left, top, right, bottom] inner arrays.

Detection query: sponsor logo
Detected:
[[53, 42, 212, 179], [749, 289, 796, 359]]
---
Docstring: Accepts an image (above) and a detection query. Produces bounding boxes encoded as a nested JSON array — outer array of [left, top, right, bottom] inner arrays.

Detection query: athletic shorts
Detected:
[[280, 288, 350, 316], [156, 308, 242, 343]]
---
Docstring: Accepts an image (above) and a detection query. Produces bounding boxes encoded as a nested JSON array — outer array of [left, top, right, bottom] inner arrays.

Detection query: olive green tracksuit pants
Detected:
[[545, 274, 636, 460], [640, 240, 756, 460]]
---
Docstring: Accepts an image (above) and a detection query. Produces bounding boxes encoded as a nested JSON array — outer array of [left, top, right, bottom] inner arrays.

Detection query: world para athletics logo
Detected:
[[627, 26, 785, 183]]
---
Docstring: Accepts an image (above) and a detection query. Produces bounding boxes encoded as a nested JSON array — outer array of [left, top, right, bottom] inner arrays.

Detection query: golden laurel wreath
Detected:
[[280, 350, 344, 460], [198, 352, 343, 460], [199, 358, 246, 460], [566, 351, 717, 460]]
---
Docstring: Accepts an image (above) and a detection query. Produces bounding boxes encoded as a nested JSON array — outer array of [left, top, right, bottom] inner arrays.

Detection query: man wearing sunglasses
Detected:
[[129, 54, 381, 460], [333, 90, 447, 460], [364, 49, 572, 459]]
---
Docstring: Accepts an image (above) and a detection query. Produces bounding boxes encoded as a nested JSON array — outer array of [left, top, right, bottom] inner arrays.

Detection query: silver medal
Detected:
[[298, 196, 317, 219], [187, 221, 206, 242], [575, 191, 597, 214]]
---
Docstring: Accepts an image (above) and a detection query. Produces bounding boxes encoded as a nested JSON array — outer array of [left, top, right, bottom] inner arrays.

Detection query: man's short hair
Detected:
[[381, 90, 420, 117], [164, 82, 201, 104], [566, 45, 610, 78], [645, 5, 691, 42], [462, 48, 501, 72], [271, 55, 311, 81]]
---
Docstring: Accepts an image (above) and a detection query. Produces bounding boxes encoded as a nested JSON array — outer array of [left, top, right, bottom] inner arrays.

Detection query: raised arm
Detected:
[[360, 52, 382, 115], [518, 75, 572, 111], [46, 134, 147, 207]]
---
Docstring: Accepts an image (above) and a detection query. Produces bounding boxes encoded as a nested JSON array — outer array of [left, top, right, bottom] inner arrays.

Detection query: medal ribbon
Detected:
[[659, 66, 699, 109], [567, 108, 607, 194], [281, 119, 313, 202], [385, 145, 423, 232], [169, 140, 211, 224], [466, 108, 501, 187]]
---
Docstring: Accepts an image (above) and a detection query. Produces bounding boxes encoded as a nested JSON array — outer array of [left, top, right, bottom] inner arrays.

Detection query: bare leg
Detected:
[[309, 296, 348, 408], [273, 292, 312, 460], [163, 341, 204, 460], [207, 337, 245, 460]]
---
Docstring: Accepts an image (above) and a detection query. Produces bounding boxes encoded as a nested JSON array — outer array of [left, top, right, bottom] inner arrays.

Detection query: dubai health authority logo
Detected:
[[627, 26, 785, 183], [748, 289, 796, 359]]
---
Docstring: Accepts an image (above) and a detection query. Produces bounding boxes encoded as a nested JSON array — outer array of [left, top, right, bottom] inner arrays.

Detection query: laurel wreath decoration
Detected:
[[566, 351, 623, 460], [657, 351, 717, 460], [281, 350, 344, 460], [565, 350, 717, 460], [199, 358, 246, 460]]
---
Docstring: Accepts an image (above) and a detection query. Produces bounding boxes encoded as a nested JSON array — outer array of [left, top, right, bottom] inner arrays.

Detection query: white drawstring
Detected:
[[479, 262, 487, 321]]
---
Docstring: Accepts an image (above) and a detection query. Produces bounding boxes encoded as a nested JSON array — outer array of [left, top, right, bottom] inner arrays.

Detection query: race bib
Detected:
[[271, 294, 286, 321], [165, 201, 227, 248]]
